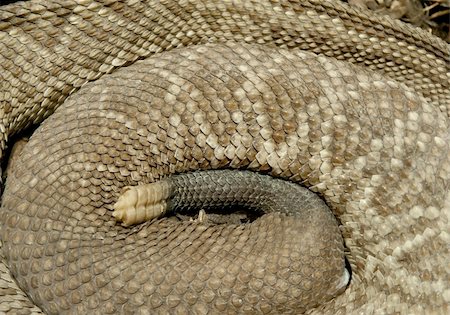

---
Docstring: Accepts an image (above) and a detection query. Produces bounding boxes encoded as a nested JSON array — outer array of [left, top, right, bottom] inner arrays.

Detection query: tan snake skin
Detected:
[[0, 0, 449, 314]]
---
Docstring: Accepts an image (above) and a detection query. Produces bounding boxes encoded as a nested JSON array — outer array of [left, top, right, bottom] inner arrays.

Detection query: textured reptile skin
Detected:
[[0, 0, 449, 314]]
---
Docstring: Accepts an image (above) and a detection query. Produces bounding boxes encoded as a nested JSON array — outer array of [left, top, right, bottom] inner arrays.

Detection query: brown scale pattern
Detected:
[[0, 0, 448, 151], [3, 44, 352, 314], [1, 42, 449, 314], [0, 0, 449, 314]]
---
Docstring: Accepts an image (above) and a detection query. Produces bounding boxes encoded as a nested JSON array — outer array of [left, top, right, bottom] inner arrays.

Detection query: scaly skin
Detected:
[[0, 1, 449, 314]]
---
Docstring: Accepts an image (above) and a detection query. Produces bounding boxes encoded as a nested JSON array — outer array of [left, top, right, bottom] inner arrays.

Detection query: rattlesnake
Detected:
[[0, 0, 449, 314]]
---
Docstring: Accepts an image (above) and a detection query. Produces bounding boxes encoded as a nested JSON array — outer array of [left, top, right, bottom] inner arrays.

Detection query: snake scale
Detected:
[[0, 0, 449, 314]]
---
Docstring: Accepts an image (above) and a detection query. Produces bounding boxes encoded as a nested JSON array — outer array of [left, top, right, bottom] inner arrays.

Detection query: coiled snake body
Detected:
[[0, 0, 449, 314]]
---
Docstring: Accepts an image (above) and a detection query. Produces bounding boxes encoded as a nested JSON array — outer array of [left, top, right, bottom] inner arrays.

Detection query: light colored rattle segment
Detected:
[[113, 180, 171, 226]]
